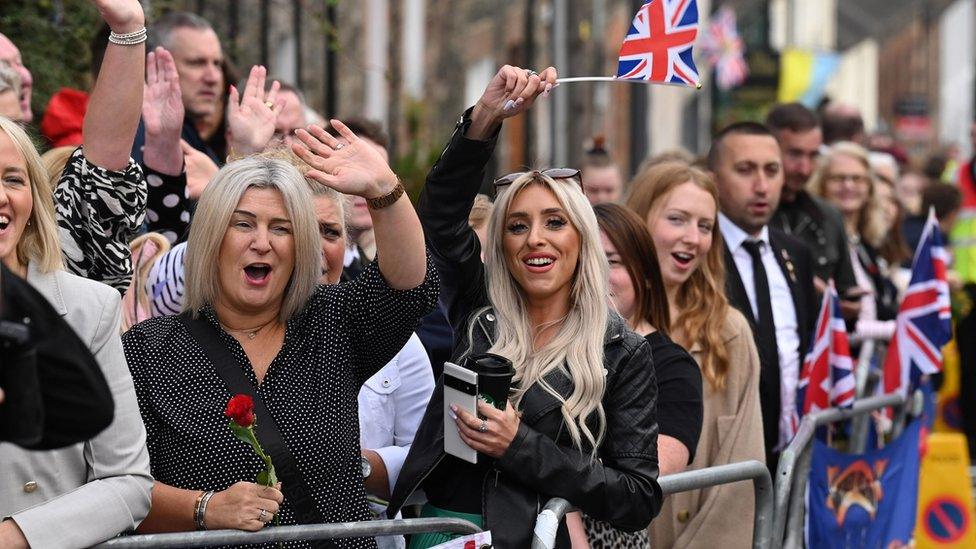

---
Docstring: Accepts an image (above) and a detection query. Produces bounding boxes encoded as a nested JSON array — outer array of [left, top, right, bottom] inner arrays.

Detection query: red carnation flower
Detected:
[[225, 394, 255, 427]]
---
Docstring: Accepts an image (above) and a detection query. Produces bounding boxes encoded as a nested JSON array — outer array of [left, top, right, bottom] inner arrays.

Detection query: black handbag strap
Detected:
[[179, 313, 334, 548]]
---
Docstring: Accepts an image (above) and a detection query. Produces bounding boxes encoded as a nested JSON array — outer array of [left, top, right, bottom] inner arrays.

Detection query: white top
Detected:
[[358, 333, 434, 549], [719, 214, 801, 449], [344, 244, 361, 268]]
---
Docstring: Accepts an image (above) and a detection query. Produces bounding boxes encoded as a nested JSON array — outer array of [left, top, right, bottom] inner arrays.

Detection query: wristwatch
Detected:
[[361, 455, 372, 478]]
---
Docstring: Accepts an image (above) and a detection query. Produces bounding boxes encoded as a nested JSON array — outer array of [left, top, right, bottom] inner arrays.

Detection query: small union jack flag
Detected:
[[702, 6, 748, 91], [883, 210, 952, 396], [616, 0, 701, 87], [796, 283, 856, 429]]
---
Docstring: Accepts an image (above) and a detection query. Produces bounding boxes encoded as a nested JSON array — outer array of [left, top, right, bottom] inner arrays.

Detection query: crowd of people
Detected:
[[1, 1, 972, 548]]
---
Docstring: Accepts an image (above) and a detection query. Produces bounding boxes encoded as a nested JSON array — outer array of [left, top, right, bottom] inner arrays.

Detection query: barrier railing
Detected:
[[530, 460, 773, 549], [772, 392, 906, 548], [93, 518, 482, 548]]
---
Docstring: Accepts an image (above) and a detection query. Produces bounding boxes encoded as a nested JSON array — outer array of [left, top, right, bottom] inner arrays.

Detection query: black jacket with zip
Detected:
[[387, 109, 663, 547]]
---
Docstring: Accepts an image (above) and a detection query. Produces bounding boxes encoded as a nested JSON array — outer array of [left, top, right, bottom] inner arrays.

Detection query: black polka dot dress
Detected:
[[144, 166, 192, 244], [123, 260, 438, 548]]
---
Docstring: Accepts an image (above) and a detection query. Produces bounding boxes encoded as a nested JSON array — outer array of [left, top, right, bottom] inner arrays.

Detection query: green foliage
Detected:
[[392, 98, 445, 203], [1, 0, 101, 119]]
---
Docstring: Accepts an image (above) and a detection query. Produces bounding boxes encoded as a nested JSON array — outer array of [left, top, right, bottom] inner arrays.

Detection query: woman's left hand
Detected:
[[453, 400, 521, 459], [292, 120, 399, 199], [90, 0, 145, 33]]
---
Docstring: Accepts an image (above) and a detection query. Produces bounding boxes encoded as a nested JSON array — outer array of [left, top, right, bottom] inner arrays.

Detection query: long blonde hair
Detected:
[[481, 172, 609, 453], [627, 162, 731, 390], [0, 116, 63, 273], [807, 141, 887, 247]]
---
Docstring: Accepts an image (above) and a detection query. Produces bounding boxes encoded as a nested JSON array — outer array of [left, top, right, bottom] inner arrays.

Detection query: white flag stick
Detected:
[[555, 76, 702, 89]]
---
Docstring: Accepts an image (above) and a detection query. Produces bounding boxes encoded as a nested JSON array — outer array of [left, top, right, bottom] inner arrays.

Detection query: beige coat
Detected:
[[0, 265, 152, 548], [650, 309, 765, 549]]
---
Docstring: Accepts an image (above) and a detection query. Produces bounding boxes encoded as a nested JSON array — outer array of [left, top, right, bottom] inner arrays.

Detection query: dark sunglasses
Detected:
[[493, 168, 582, 190]]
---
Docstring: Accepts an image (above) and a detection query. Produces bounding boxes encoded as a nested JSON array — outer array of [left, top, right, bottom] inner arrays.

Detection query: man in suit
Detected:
[[708, 122, 817, 471]]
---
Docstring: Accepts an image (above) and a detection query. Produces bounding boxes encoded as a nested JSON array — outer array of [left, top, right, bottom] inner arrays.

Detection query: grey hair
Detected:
[[868, 151, 900, 181], [150, 12, 215, 51], [0, 61, 21, 96], [183, 156, 320, 322], [482, 172, 610, 455]]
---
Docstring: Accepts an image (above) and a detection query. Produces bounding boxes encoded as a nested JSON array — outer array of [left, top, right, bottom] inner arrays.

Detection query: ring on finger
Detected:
[[264, 101, 275, 109], [479, 419, 489, 433], [334, 142, 344, 151], [525, 69, 537, 76], [259, 508, 268, 521]]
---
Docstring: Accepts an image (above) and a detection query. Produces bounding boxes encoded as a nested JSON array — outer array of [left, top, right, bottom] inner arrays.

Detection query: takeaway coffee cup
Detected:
[[467, 353, 515, 411]]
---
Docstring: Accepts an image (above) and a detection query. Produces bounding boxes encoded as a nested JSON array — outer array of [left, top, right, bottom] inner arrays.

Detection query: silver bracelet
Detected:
[[108, 27, 148, 46], [195, 490, 216, 530]]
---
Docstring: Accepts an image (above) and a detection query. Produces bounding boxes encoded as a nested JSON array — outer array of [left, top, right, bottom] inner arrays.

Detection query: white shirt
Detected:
[[344, 244, 361, 268], [719, 214, 801, 449], [358, 334, 434, 549]]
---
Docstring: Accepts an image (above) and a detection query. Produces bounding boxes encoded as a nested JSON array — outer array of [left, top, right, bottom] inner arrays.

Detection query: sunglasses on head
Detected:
[[493, 168, 582, 190]]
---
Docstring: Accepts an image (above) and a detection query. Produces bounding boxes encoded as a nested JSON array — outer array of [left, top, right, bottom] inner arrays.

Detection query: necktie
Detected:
[[742, 239, 782, 461]]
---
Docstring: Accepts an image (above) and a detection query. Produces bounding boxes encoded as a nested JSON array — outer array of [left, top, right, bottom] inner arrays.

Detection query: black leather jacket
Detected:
[[771, 191, 858, 294], [387, 111, 663, 547]]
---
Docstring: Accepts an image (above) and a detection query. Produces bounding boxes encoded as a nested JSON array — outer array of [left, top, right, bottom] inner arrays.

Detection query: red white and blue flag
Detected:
[[702, 6, 748, 91], [882, 210, 952, 397], [796, 282, 856, 425], [616, 0, 701, 87]]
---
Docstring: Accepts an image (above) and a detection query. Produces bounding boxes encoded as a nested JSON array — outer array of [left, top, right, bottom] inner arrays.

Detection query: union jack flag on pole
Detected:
[[615, 0, 702, 88], [796, 282, 856, 425], [882, 209, 953, 397]]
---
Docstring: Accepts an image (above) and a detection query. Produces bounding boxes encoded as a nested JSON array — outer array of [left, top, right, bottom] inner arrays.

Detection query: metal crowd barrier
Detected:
[[771, 392, 906, 549], [530, 460, 773, 549], [93, 518, 482, 548]]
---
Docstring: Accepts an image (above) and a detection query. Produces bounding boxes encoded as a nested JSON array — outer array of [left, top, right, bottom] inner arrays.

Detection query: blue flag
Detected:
[[807, 420, 921, 548]]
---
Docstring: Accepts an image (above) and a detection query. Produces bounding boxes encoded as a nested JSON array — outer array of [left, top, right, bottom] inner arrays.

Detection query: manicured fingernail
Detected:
[[450, 404, 458, 413], [515, 97, 524, 107], [543, 83, 553, 97], [450, 411, 457, 420], [503, 99, 515, 111]]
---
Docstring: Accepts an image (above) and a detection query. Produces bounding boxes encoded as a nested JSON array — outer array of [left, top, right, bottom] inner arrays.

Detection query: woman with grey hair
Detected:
[[388, 65, 662, 548], [122, 120, 437, 547]]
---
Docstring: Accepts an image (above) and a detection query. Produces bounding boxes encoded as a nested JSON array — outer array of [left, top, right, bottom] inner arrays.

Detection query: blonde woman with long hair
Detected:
[[807, 142, 899, 340], [628, 162, 764, 549], [388, 66, 662, 548]]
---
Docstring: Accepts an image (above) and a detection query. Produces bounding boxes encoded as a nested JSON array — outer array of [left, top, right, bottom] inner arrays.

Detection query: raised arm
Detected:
[[83, 0, 146, 171], [416, 65, 556, 327], [293, 120, 426, 290], [226, 66, 284, 159], [141, 47, 185, 175]]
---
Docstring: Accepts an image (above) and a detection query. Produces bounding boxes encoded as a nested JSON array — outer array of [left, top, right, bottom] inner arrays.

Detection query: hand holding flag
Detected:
[[557, 0, 702, 89]]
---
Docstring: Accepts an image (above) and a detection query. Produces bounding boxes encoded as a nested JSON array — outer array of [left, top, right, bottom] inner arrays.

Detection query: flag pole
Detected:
[[556, 76, 702, 89]]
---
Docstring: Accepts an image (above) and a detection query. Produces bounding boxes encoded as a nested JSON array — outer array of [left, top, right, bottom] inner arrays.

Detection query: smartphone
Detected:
[[443, 361, 478, 464]]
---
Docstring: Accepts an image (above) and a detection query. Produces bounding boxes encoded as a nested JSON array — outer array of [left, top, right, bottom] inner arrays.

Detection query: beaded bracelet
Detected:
[[108, 27, 148, 46]]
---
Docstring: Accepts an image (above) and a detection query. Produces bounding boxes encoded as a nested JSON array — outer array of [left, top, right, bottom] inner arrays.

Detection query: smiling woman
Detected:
[[122, 122, 438, 547], [389, 65, 662, 549], [626, 161, 765, 548], [0, 2, 156, 548]]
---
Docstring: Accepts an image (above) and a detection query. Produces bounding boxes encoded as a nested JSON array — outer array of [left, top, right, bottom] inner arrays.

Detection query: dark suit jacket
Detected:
[[723, 227, 817, 461]]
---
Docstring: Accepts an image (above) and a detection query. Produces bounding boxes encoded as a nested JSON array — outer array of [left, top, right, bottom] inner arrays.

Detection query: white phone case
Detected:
[[443, 361, 478, 464]]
